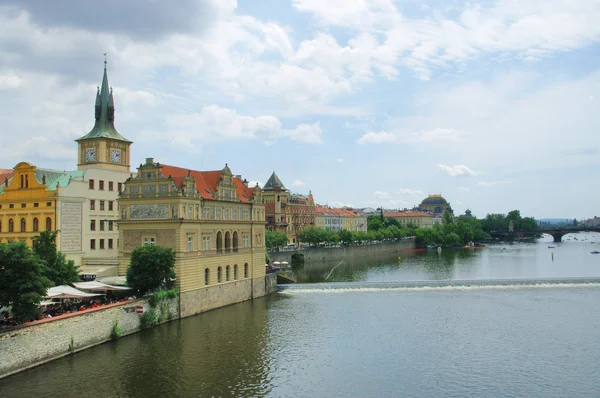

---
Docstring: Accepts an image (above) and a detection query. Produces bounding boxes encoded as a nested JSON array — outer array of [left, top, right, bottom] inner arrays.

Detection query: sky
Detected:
[[0, 0, 599, 220]]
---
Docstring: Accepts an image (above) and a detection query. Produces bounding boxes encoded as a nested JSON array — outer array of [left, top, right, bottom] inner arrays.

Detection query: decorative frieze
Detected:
[[130, 203, 169, 220]]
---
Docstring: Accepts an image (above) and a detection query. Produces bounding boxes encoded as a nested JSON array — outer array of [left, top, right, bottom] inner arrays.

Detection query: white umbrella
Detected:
[[46, 285, 103, 299], [281, 261, 289, 265], [73, 281, 131, 291], [273, 261, 281, 265]]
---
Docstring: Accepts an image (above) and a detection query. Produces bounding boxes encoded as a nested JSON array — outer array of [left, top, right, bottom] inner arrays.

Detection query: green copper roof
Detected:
[[76, 64, 131, 143], [0, 169, 85, 193], [263, 171, 287, 191]]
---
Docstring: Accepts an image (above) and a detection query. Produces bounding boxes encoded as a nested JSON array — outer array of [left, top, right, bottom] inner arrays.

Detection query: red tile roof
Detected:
[[159, 164, 255, 203], [385, 211, 433, 218]]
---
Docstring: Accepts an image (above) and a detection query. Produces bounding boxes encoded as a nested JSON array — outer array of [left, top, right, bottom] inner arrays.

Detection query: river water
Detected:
[[3, 234, 600, 397]]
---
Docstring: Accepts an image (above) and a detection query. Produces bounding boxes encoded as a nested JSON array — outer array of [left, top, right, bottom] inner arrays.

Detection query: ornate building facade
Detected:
[[262, 172, 315, 243], [116, 159, 268, 317]]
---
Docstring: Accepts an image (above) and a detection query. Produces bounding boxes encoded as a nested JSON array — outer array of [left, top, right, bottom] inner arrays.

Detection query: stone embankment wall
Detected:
[[269, 240, 416, 264], [180, 273, 277, 318], [0, 298, 178, 379]]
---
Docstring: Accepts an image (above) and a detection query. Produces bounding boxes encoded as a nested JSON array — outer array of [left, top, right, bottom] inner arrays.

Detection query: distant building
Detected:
[[262, 171, 315, 243], [384, 211, 436, 229], [418, 194, 453, 215]]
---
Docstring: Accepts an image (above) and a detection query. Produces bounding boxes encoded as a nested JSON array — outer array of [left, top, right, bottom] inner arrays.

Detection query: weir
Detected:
[[278, 277, 600, 293]]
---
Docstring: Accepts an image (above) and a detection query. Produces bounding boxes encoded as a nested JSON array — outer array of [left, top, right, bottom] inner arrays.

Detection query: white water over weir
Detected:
[[278, 277, 600, 294]]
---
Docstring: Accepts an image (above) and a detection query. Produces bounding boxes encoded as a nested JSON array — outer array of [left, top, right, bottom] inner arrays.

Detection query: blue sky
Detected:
[[0, 0, 599, 219]]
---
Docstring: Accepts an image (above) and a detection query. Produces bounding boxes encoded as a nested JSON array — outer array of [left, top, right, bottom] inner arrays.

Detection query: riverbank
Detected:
[[268, 240, 415, 264]]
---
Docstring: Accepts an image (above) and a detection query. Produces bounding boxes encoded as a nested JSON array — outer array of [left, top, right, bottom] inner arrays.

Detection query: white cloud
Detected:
[[373, 191, 392, 199], [247, 180, 263, 188], [0, 74, 24, 90], [335, 157, 344, 163], [293, 179, 306, 187], [478, 180, 512, 187], [357, 128, 459, 144], [263, 140, 276, 146], [457, 186, 471, 192], [437, 164, 480, 177], [165, 105, 322, 146], [397, 188, 424, 196]]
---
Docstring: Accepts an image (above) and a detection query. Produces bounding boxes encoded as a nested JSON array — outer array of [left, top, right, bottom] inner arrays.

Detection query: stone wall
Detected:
[[269, 240, 416, 264], [0, 298, 178, 379], [265, 273, 277, 294]]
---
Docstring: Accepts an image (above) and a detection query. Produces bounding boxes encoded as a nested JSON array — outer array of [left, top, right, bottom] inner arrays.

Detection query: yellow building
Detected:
[[384, 211, 436, 228], [0, 162, 65, 245], [117, 159, 270, 317]]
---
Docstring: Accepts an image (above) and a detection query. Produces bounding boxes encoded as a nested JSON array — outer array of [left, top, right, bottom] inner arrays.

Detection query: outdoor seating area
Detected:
[[0, 281, 134, 330]]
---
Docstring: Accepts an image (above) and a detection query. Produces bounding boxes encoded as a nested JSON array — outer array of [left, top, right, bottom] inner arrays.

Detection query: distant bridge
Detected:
[[489, 226, 600, 243], [538, 226, 600, 242]]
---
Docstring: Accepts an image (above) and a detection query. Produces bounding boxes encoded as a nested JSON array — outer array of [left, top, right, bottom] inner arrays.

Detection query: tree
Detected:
[[33, 230, 80, 286], [265, 230, 288, 249], [126, 245, 176, 295], [338, 229, 353, 246], [367, 216, 384, 232], [0, 242, 53, 322]]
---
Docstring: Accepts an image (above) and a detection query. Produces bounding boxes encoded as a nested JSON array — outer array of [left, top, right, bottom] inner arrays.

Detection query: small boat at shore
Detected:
[[591, 251, 600, 254]]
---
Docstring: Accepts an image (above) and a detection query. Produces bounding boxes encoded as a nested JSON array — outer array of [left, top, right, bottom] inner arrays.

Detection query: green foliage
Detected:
[[481, 210, 538, 233], [265, 249, 270, 264], [111, 319, 123, 340], [139, 308, 158, 329], [126, 245, 176, 296], [0, 242, 53, 323], [149, 288, 178, 308], [265, 230, 289, 249], [32, 230, 80, 286], [338, 229, 353, 245], [367, 216, 384, 232], [69, 336, 75, 354]]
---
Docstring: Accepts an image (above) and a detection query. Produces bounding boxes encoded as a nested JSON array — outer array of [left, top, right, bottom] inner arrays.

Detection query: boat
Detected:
[[548, 246, 556, 249], [591, 251, 600, 254]]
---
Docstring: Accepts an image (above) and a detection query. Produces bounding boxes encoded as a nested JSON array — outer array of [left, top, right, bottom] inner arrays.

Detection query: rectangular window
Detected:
[[108, 239, 113, 249], [9, 204, 14, 209], [90, 239, 96, 250], [108, 221, 113, 231], [89, 179, 94, 189], [100, 220, 105, 231], [232, 209, 237, 220], [99, 180, 104, 190], [143, 237, 156, 246], [187, 206, 192, 220], [90, 200, 95, 210], [210, 207, 215, 220], [21, 203, 26, 208], [90, 220, 96, 231], [34, 203, 39, 208], [118, 182, 123, 192], [203, 237, 211, 250], [187, 236, 193, 252], [108, 181, 114, 191], [100, 200, 105, 211], [243, 235, 249, 248], [100, 239, 105, 249], [108, 201, 114, 211], [224, 208, 229, 220], [46, 202, 52, 207]]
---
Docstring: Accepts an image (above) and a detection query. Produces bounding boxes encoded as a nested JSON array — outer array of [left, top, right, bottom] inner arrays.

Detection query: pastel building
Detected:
[[384, 211, 436, 229]]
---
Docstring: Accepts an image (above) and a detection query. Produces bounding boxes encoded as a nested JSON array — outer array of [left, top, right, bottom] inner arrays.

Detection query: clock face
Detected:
[[110, 150, 121, 163], [86, 148, 96, 162]]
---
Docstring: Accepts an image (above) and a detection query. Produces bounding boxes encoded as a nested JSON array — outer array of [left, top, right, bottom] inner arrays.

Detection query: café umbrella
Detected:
[[46, 285, 103, 299], [73, 281, 131, 291]]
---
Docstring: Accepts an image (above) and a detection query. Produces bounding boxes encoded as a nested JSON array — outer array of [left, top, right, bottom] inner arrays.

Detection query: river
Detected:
[[2, 233, 600, 397]]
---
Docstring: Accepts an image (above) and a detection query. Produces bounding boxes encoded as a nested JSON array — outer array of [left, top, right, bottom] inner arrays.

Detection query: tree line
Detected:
[[265, 208, 538, 250]]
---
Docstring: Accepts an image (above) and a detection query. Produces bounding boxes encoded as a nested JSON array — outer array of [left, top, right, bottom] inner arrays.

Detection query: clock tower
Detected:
[[76, 60, 132, 172]]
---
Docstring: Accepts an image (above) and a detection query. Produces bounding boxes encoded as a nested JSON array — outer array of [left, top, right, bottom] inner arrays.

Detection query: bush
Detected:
[[149, 288, 178, 308], [139, 308, 158, 330], [111, 319, 123, 340]]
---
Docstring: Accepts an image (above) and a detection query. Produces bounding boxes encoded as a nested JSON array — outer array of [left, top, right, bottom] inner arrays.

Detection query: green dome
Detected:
[[421, 195, 448, 206]]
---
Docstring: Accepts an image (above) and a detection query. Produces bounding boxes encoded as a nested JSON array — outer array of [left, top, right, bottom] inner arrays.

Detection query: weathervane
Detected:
[[103, 52, 107, 69]]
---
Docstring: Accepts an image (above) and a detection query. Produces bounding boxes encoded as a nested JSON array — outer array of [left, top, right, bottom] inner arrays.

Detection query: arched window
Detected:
[[33, 218, 39, 232], [25, 174, 29, 188], [8, 219, 14, 232], [225, 231, 231, 252], [233, 231, 239, 252], [244, 263, 248, 278], [234, 264, 238, 280], [226, 265, 230, 281], [45, 217, 52, 231], [217, 266, 222, 283], [20, 175, 24, 188], [0, 220, 2, 232], [20, 218, 26, 232], [216, 231, 223, 253], [204, 268, 210, 285]]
